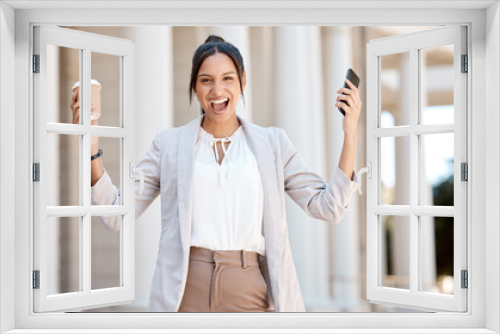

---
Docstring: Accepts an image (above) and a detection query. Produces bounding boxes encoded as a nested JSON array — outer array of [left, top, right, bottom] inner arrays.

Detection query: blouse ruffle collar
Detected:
[[198, 124, 243, 142]]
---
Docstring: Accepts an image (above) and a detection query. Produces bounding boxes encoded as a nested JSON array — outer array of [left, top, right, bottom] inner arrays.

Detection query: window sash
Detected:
[[366, 25, 468, 312], [32, 25, 136, 312]]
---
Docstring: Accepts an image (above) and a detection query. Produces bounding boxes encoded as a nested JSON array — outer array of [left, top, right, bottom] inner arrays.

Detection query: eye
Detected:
[[200, 79, 211, 83], [224, 76, 234, 81]]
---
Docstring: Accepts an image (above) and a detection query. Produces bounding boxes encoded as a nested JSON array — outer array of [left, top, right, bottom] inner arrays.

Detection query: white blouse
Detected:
[[190, 125, 266, 256]]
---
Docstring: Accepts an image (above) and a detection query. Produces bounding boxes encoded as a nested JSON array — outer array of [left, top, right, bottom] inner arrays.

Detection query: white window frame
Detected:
[[1, 1, 499, 333]]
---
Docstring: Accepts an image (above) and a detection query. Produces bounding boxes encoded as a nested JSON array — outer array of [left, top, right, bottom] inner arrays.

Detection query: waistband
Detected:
[[189, 246, 260, 269]]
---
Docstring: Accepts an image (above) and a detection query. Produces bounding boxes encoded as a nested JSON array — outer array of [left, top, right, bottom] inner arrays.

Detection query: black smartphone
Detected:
[[338, 68, 361, 116]]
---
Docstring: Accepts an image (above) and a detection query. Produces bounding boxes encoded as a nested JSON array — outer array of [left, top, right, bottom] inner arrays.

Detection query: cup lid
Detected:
[[72, 79, 102, 90]]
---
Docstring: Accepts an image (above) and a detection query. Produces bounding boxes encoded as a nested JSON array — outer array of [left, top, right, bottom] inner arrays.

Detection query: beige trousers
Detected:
[[178, 246, 269, 312]]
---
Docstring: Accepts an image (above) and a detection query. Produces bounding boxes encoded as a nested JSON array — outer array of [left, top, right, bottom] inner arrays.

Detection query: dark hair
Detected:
[[189, 35, 246, 114]]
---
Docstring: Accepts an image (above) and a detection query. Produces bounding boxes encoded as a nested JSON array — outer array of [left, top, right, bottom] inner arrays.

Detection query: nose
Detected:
[[210, 80, 224, 95]]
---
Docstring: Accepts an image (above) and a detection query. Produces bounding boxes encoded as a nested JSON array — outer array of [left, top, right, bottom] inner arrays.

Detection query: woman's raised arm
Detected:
[[70, 91, 104, 186]]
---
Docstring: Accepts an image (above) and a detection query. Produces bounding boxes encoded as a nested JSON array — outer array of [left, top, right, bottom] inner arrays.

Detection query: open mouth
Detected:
[[210, 98, 229, 114]]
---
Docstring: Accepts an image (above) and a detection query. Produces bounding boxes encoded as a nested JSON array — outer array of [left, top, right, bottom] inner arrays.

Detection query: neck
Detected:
[[201, 115, 241, 138]]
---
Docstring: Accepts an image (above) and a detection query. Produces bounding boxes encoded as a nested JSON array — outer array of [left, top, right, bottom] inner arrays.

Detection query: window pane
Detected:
[[381, 136, 410, 205], [90, 137, 122, 205], [380, 52, 410, 127], [90, 52, 121, 128], [47, 216, 81, 295], [420, 217, 454, 295], [47, 133, 80, 206], [420, 133, 454, 206], [92, 216, 122, 290], [380, 215, 410, 290], [420, 45, 454, 125], [46, 44, 81, 125]]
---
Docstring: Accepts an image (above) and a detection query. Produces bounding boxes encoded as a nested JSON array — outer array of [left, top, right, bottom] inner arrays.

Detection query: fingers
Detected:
[[70, 93, 79, 111], [73, 106, 98, 125], [90, 106, 99, 126], [336, 79, 362, 110], [336, 101, 351, 113], [72, 109, 79, 124], [337, 79, 359, 95], [70, 92, 99, 125], [336, 86, 362, 120], [70, 92, 79, 124], [345, 78, 357, 90], [336, 94, 357, 115], [337, 93, 354, 107], [337, 85, 358, 98]]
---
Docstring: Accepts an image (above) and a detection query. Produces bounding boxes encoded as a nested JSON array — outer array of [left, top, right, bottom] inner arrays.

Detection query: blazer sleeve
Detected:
[[279, 128, 358, 224], [91, 131, 162, 231]]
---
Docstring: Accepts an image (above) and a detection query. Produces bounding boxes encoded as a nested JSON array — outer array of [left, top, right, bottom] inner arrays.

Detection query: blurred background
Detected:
[[44, 25, 455, 312]]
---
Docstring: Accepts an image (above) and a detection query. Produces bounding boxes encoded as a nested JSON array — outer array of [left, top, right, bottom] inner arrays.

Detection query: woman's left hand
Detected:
[[335, 79, 362, 137]]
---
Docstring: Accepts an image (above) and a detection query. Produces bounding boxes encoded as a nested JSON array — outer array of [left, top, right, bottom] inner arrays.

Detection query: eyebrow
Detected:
[[198, 71, 236, 78]]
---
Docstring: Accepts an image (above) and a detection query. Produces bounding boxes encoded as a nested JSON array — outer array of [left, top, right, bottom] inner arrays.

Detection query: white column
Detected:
[[207, 27, 253, 122], [249, 27, 275, 127], [173, 27, 205, 125], [323, 26, 362, 311], [274, 26, 330, 310], [122, 26, 174, 311]]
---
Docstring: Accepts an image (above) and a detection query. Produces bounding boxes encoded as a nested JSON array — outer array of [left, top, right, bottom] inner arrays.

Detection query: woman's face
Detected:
[[195, 52, 246, 123]]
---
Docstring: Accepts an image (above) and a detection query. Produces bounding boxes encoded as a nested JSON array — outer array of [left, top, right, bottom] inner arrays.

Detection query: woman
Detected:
[[71, 35, 362, 312]]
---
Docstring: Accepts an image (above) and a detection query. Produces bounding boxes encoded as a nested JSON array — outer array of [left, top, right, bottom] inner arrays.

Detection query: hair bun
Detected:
[[204, 35, 225, 44]]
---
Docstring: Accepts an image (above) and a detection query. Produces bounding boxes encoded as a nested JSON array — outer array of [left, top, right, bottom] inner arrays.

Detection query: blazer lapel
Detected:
[[177, 115, 203, 257], [239, 116, 283, 307]]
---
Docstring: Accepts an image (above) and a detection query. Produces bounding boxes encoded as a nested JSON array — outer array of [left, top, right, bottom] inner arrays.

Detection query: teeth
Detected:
[[212, 98, 228, 104]]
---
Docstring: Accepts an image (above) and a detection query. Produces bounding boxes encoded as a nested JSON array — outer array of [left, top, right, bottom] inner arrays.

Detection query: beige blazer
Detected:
[[92, 114, 358, 312]]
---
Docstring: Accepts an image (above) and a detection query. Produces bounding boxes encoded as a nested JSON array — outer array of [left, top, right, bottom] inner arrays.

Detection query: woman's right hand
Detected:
[[70, 91, 100, 155]]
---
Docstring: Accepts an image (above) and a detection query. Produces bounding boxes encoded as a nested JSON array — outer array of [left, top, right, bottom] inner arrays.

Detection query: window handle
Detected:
[[129, 162, 145, 195], [356, 161, 372, 195]]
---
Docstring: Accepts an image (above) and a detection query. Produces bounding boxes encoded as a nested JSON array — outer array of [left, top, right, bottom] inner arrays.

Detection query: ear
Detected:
[[241, 70, 247, 92]]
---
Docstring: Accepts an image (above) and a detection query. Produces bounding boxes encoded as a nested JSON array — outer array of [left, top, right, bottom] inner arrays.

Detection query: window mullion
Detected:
[[82, 48, 92, 295], [409, 47, 419, 295], [81, 48, 91, 208]]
